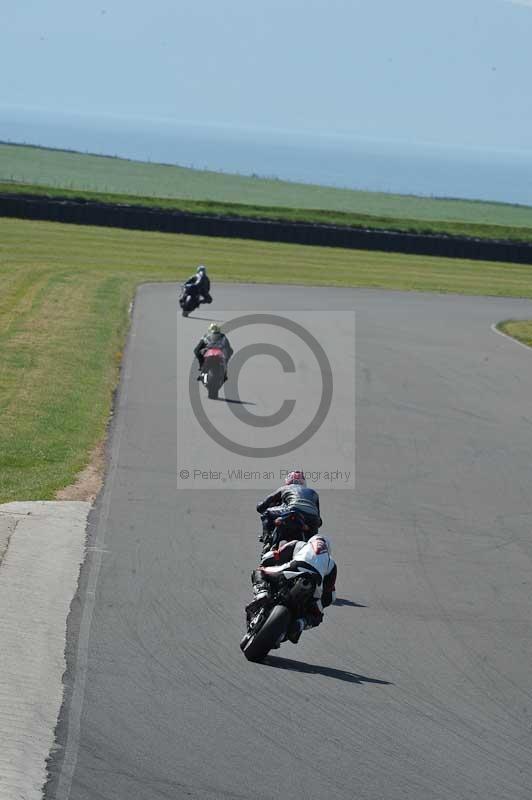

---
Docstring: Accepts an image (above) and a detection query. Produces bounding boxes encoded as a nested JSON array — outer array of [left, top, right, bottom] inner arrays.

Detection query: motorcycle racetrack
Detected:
[[46, 283, 532, 800]]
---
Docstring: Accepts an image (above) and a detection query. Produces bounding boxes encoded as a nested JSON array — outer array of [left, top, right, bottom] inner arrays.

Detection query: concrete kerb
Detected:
[[0, 501, 90, 800], [0, 512, 18, 565]]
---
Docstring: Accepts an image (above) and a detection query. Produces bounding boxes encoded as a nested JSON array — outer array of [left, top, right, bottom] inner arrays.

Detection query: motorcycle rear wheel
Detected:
[[207, 370, 219, 399], [206, 366, 224, 399], [242, 605, 291, 662]]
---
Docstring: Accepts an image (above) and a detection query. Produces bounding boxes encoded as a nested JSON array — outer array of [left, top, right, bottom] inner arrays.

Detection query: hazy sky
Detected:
[[2, 0, 532, 151]]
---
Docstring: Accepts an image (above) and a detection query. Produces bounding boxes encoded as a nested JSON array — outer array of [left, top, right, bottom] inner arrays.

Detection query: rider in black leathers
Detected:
[[194, 323, 233, 378], [184, 265, 212, 304], [256, 470, 322, 545]]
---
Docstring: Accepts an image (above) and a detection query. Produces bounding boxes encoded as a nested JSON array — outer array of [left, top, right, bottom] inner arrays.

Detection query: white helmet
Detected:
[[309, 534, 333, 557], [197, 264, 206, 274]]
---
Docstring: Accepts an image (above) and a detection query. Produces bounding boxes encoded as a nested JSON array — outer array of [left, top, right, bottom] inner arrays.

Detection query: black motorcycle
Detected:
[[259, 509, 311, 554], [240, 567, 319, 662], [179, 285, 200, 317]]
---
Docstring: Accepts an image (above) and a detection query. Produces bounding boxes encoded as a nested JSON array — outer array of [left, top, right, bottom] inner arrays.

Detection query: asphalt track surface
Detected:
[[47, 284, 532, 800]]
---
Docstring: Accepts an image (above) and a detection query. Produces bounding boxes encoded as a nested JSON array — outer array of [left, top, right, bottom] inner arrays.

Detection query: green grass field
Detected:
[[2, 216, 532, 504], [498, 320, 532, 348], [3, 143, 532, 239]]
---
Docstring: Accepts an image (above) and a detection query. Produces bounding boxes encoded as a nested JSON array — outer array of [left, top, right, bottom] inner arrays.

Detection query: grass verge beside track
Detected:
[[2, 216, 532, 503], [497, 320, 532, 348]]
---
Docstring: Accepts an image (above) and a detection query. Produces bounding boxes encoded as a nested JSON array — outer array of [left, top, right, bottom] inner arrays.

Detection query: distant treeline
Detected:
[[2, 192, 532, 264]]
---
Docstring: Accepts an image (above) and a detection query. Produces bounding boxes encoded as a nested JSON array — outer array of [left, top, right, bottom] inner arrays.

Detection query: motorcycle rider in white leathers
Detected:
[[250, 534, 337, 644]]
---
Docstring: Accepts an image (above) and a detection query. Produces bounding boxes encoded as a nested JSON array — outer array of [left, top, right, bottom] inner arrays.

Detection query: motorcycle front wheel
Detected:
[[180, 296, 190, 317], [242, 605, 291, 662]]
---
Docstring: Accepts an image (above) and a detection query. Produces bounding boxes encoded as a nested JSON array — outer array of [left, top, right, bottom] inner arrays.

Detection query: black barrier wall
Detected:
[[2, 194, 532, 264]]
